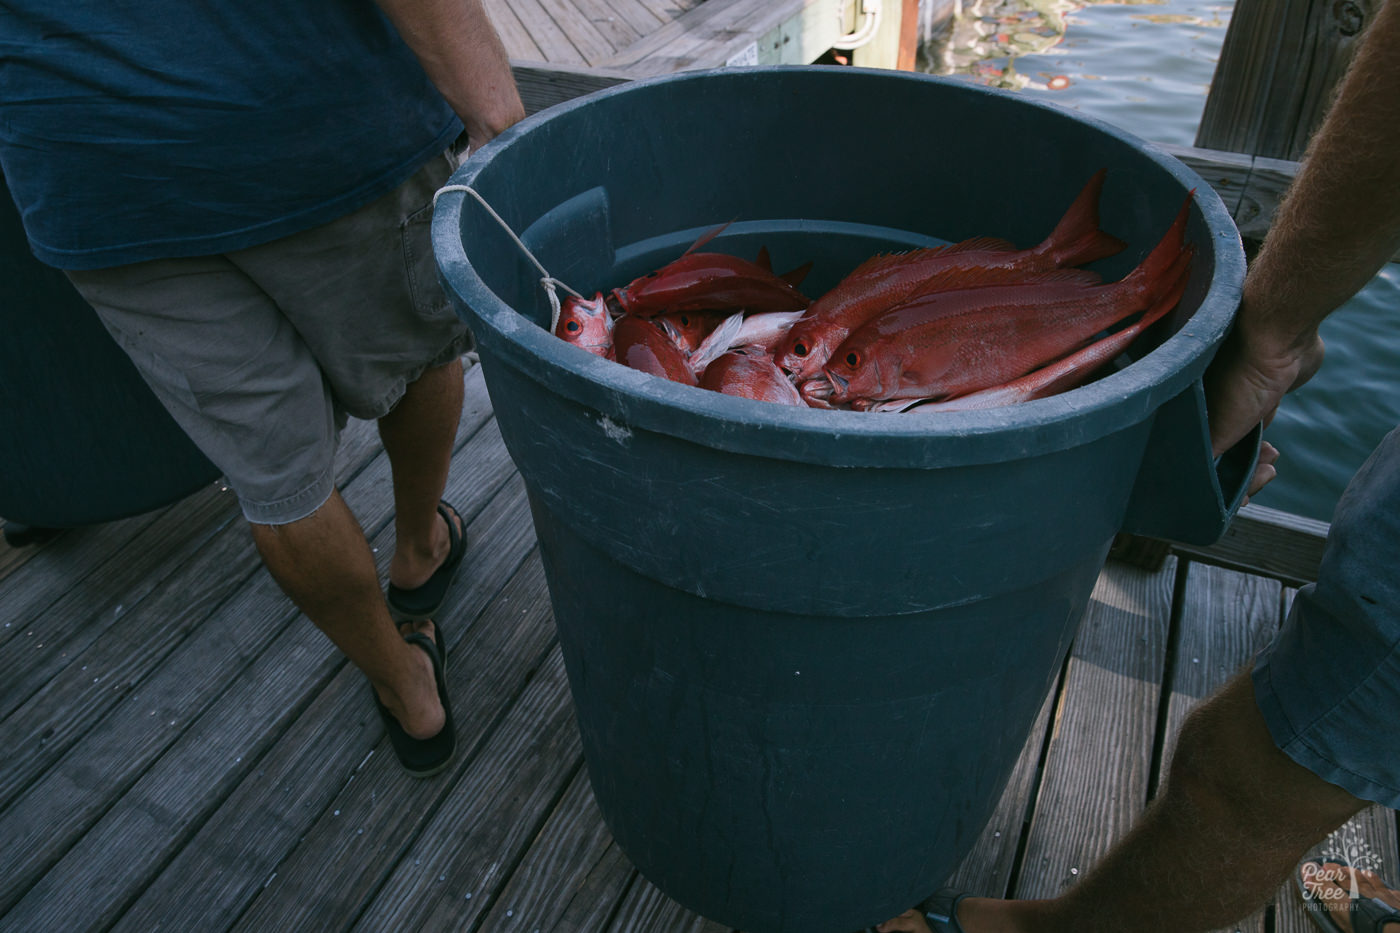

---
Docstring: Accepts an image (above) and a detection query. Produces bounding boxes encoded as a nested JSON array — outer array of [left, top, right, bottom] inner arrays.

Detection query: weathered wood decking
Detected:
[[2, 361, 1396, 933]]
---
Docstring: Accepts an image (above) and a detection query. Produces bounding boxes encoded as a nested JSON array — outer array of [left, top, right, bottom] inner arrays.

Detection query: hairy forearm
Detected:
[[1240, 0, 1400, 350], [374, 0, 525, 145]]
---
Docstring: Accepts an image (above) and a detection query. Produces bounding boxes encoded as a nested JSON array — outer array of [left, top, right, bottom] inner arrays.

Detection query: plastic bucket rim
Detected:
[[433, 66, 1245, 456]]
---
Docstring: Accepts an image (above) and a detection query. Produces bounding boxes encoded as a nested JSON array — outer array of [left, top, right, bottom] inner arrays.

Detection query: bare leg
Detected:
[[378, 357, 465, 603], [880, 672, 1366, 933], [250, 491, 444, 739]]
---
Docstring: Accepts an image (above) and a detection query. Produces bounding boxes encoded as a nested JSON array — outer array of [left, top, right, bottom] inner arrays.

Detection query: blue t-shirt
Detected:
[[0, 1, 461, 269]]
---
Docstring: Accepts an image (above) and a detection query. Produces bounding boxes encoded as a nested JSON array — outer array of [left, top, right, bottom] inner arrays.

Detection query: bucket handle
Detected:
[[1119, 379, 1261, 546]]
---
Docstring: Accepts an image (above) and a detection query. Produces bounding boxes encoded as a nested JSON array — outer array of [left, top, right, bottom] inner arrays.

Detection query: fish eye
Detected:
[[793, 342, 808, 357], [679, 314, 692, 326], [844, 351, 860, 368], [565, 320, 581, 332]]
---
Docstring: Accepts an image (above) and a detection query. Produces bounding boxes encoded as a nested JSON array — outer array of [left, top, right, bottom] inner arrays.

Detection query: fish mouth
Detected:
[[823, 369, 849, 398], [800, 376, 835, 401]]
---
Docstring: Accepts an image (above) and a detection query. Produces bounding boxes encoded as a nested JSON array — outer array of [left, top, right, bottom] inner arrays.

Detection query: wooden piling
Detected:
[[1196, 0, 1382, 159]]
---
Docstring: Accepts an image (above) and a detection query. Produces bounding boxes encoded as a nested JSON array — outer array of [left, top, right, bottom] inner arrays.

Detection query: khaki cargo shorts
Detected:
[[67, 150, 472, 524]]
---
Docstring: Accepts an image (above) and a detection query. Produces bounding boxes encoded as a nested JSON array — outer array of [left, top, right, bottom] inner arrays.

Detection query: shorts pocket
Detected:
[[400, 199, 450, 320]]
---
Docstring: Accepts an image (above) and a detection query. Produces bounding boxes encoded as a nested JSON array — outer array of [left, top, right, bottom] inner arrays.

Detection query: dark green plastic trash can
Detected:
[[1, 170, 219, 538], [433, 67, 1256, 933]]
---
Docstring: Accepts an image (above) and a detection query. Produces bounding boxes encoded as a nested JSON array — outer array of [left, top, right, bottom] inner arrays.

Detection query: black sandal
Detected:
[[1298, 858, 1400, 933], [386, 501, 467, 621], [920, 888, 972, 932], [372, 631, 455, 778]]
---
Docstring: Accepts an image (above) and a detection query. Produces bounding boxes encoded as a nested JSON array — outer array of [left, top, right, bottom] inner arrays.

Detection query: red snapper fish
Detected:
[[698, 351, 803, 405], [553, 292, 614, 357], [868, 283, 1184, 412], [822, 197, 1194, 405], [656, 310, 730, 354], [611, 224, 811, 317], [611, 316, 698, 386], [773, 168, 1127, 380]]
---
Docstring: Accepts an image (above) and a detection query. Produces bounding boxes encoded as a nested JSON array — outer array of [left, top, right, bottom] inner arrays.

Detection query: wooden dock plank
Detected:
[[107, 488, 535, 930], [495, 0, 590, 64], [0, 548, 302, 915], [597, 0, 667, 37], [343, 646, 578, 932], [0, 412, 381, 677], [534, 0, 623, 63], [1012, 558, 1177, 900], [0, 397, 457, 813], [569, 0, 652, 52], [605, 877, 730, 933], [603, 0, 807, 73], [0, 509, 162, 617], [0, 369, 503, 922], [486, 1, 547, 61], [1234, 155, 1304, 245], [552, 843, 641, 932], [634, 0, 704, 21], [8, 439, 526, 932], [0, 496, 256, 815], [1157, 563, 1283, 771], [474, 768, 630, 932], [512, 61, 632, 117], [0, 484, 236, 719], [1171, 503, 1330, 589]]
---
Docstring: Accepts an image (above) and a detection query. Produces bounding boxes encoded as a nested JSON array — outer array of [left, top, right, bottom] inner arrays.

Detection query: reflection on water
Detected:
[[916, 0, 1400, 522], [921, 0, 1226, 93]]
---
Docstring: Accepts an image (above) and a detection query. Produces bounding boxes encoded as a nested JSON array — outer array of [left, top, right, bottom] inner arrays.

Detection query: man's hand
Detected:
[[1203, 317, 1324, 497]]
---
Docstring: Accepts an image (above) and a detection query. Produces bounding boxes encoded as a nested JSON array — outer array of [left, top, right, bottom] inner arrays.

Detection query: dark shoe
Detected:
[[395, 618, 447, 667], [372, 631, 455, 778], [1298, 858, 1400, 933], [920, 888, 972, 932], [386, 501, 467, 621]]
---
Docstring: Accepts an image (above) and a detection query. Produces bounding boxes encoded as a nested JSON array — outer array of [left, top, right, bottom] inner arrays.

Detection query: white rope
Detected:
[[434, 183, 584, 333]]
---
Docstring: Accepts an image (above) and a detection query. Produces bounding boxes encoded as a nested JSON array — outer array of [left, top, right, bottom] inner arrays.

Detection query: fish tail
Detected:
[[1123, 192, 1194, 296], [779, 260, 815, 289], [682, 219, 736, 255], [1138, 242, 1194, 328], [1043, 168, 1129, 267]]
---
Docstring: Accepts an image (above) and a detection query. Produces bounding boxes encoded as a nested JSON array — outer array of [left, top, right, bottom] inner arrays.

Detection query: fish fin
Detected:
[[865, 396, 930, 412], [1018, 268, 1104, 286], [755, 246, 772, 271], [779, 260, 814, 288], [905, 265, 1102, 296], [688, 311, 746, 373], [839, 237, 1017, 274], [940, 235, 1019, 254], [682, 220, 736, 256], [1038, 168, 1129, 267]]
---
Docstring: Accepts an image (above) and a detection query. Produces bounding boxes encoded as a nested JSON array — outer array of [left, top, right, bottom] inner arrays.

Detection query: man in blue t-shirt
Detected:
[[0, 0, 527, 778]]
